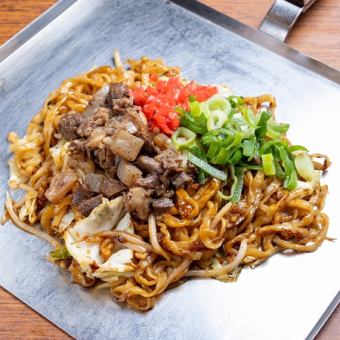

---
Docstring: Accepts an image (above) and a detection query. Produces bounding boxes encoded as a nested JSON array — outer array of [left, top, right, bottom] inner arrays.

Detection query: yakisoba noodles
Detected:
[[3, 52, 331, 311]]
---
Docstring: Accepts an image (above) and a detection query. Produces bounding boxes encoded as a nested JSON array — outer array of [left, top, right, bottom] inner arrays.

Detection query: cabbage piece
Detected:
[[58, 210, 75, 233], [65, 233, 103, 277], [8, 158, 27, 188], [64, 197, 124, 276], [50, 140, 70, 170], [294, 151, 315, 181], [295, 170, 322, 191], [116, 212, 134, 234], [68, 197, 124, 240], [93, 249, 135, 282]]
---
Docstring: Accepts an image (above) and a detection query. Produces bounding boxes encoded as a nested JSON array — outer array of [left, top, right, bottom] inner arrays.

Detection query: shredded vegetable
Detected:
[[172, 127, 196, 149], [172, 93, 310, 192], [49, 246, 72, 260], [187, 152, 227, 181], [262, 153, 276, 176], [294, 152, 315, 181]]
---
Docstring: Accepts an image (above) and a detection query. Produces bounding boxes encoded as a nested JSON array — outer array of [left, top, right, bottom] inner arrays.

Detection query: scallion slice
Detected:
[[172, 127, 196, 149], [207, 110, 228, 131], [294, 152, 315, 181], [262, 153, 276, 176], [187, 152, 227, 181]]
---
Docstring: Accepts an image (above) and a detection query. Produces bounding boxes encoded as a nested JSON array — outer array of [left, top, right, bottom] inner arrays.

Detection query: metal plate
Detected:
[[0, 0, 339, 339]]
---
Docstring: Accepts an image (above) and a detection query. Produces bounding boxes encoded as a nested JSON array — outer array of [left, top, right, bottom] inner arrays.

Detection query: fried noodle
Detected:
[[3, 53, 330, 311]]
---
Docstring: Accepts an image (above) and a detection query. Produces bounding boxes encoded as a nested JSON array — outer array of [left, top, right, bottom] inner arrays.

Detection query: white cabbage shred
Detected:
[[64, 197, 135, 281]]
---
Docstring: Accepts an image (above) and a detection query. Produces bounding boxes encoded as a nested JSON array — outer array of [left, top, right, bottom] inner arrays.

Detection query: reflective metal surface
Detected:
[[0, 0, 339, 339], [259, 0, 317, 41]]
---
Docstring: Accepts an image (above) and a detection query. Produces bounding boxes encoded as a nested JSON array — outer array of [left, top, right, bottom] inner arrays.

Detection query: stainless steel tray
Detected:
[[0, 1, 339, 339]]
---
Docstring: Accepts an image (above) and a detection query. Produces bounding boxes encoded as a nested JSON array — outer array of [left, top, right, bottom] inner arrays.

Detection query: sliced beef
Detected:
[[84, 173, 126, 197], [83, 85, 110, 118], [77, 108, 111, 138], [125, 187, 150, 220], [100, 177, 126, 197], [117, 159, 142, 187], [106, 83, 130, 102], [58, 113, 83, 140], [105, 115, 138, 135], [111, 98, 134, 115], [155, 186, 174, 199], [153, 133, 174, 152], [93, 146, 117, 172], [84, 173, 103, 193], [62, 82, 189, 220], [135, 174, 160, 189], [77, 195, 103, 217], [106, 83, 132, 114], [45, 169, 77, 204], [72, 185, 95, 207], [135, 156, 162, 174], [151, 198, 174, 214], [172, 172, 194, 189], [124, 108, 149, 140], [86, 127, 107, 149], [108, 130, 144, 161], [72, 184, 103, 216], [155, 149, 182, 170]]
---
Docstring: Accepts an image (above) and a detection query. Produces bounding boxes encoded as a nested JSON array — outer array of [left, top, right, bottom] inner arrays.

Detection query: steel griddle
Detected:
[[0, 1, 339, 339]]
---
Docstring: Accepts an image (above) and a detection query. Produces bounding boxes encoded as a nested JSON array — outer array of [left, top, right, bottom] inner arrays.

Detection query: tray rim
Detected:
[[0, 0, 338, 338], [0, 0, 339, 84], [0, 0, 77, 63]]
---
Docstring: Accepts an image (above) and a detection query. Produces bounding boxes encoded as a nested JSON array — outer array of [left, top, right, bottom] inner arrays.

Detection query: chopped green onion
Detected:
[[275, 144, 297, 190], [207, 110, 228, 131], [213, 147, 230, 165], [261, 153, 276, 176], [207, 143, 220, 160], [229, 148, 243, 164], [190, 100, 202, 117], [238, 163, 263, 170], [188, 152, 227, 181], [274, 157, 285, 179], [231, 167, 245, 202], [228, 95, 244, 108], [288, 145, 309, 153], [243, 108, 256, 127], [189, 144, 207, 160], [172, 127, 196, 149], [266, 120, 289, 139], [220, 165, 237, 200], [242, 137, 256, 158], [294, 152, 315, 181], [259, 139, 287, 155], [180, 111, 207, 134], [49, 247, 72, 260], [197, 169, 206, 184], [255, 111, 271, 139], [207, 96, 231, 115], [226, 130, 244, 150], [284, 168, 298, 191], [201, 128, 233, 146]]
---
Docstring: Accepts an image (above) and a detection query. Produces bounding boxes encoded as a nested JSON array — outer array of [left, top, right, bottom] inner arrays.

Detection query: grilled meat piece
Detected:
[[135, 156, 162, 174], [58, 113, 83, 140], [125, 187, 150, 221], [151, 197, 174, 214], [172, 172, 194, 189]]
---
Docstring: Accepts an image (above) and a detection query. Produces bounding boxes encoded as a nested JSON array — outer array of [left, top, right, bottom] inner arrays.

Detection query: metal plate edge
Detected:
[[0, 0, 338, 338], [0, 0, 78, 63], [169, 0, 340, 84]]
